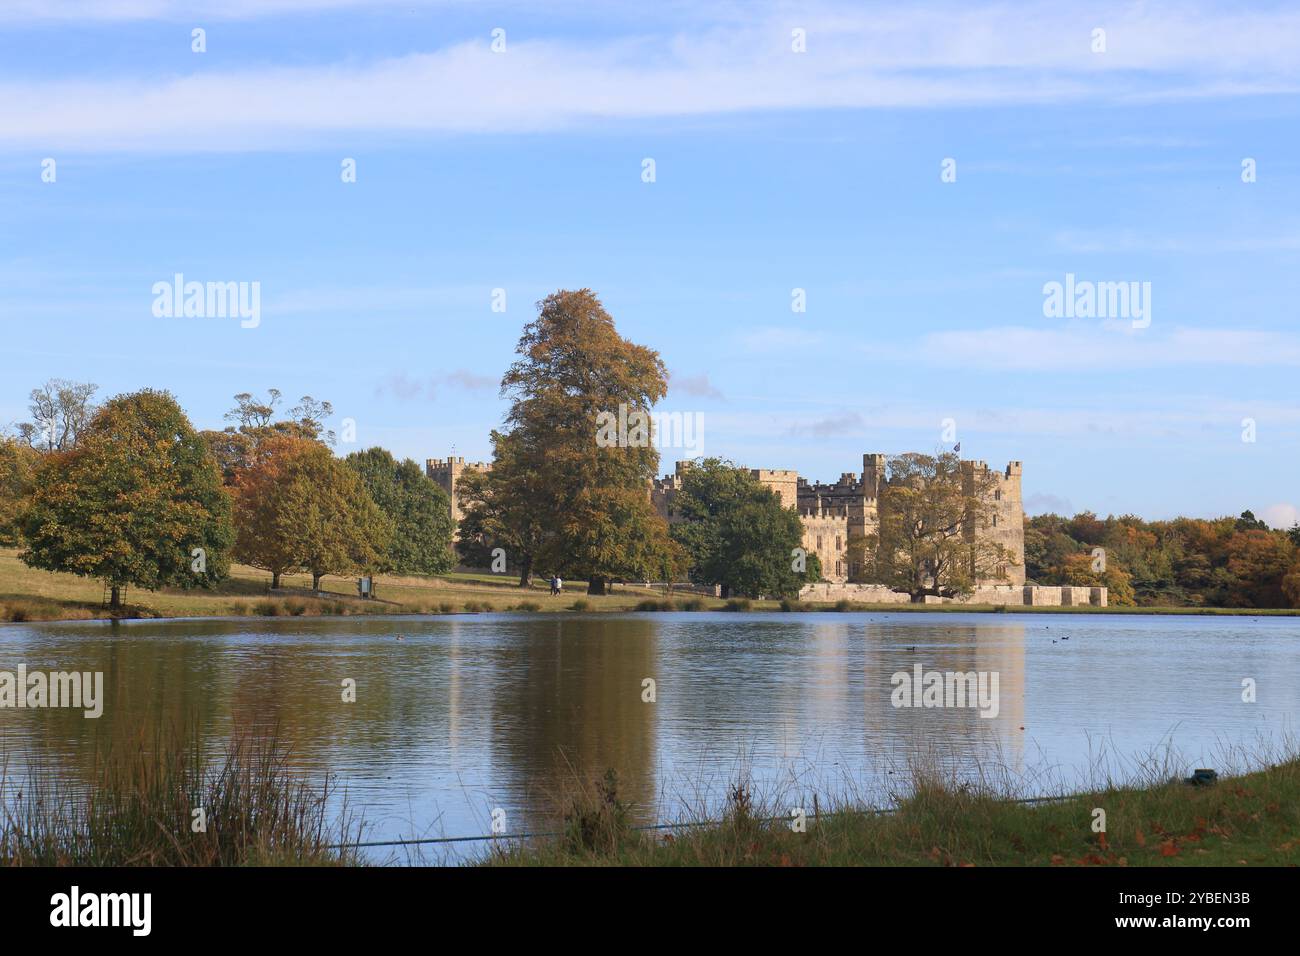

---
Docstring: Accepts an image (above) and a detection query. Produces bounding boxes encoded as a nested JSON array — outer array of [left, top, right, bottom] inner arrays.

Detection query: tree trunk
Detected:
[[110, 585, 122, 609], [587, 576, 607, 596], [518, 555, 533, 588], [271, 571, 281, 589], [312, 571, 323, 591]]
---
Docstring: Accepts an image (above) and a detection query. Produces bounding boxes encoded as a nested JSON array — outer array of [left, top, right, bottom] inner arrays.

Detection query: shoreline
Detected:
[[4, 548, 1298, 624], [6, 600, 1299, 625], [482, 757, 1300, 867]]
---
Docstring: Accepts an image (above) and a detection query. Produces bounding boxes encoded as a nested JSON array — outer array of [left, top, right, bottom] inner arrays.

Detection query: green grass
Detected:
[[480, 756, 1300, 867]]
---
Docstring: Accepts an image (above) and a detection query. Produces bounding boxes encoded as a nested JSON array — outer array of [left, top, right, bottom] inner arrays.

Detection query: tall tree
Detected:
[[455, 431, 550, 586], [231, 435, 307, 589], [471, 289, 677, 594], [669, 458, 817, 598], [852, 451, 1011, 602], [233, 438, 390, 590], [344, 447, 455, 575], [16, 379, 98, 451], [290, 451, 390, 590], [18, 389, 233, 608]]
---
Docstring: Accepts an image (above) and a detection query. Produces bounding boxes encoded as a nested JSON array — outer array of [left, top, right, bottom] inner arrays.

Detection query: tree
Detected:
[[203, 388, 335, 484], [1235, 510, 1269, 532], [668, 458, 817, 598], [16, 379, 98, 451], [852, 451, 1012, 602], [470, 289, 677, 594], [0, 436, 40, 546], [344, 447, 455, 575], [1056, 552, 1135, 606], [1222, 530, 1294, 607], [233, 438, 390, 590], [18, 389, 233, 608], [231, 435, 309, 589], [455, 431, 550, 586]]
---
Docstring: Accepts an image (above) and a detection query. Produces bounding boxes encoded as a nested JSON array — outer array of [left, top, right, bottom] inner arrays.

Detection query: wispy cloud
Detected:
[[669, 370, 723, 400], [785, 410, 865, 438], [1024, 492, 1074, 516], [866, 325, 1300, 371], [376, 369, 496, 401], [741, 326, 824, 353], [0, 0, 446, 21], [5, 2, 1300, 151]]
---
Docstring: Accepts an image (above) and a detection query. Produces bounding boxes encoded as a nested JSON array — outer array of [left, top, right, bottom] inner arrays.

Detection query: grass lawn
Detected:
[[0, 547, 706, 621], [481, 757, 1300, 867]]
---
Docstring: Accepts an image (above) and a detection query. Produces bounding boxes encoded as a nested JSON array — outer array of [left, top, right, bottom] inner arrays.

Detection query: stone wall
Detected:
[[799, 509, 851, 582], [799, 582, 1107, 607]]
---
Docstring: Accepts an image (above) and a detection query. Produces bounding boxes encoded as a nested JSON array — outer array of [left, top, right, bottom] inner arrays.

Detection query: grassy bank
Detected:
[[5, 726, 1296, 866], [480, 758, 1300, 867], [0, 547, 695, 621], [3, 547, 1295, 622], [0, 731, 360, 866]]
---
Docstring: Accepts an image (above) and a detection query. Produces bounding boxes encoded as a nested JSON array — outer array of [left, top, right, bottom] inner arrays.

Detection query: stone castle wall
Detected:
[[799, 582, 1108, 607]]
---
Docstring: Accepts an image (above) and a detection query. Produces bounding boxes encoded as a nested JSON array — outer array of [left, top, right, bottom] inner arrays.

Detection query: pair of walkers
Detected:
[[549, 575, 563, 596]]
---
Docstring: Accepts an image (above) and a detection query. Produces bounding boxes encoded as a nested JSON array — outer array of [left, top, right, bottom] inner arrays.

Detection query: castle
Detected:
[[426, 456, 492, 524], [652, 453, 1026, 587], [425, 448, 1106, 605], [429, 449, 1028, 592]]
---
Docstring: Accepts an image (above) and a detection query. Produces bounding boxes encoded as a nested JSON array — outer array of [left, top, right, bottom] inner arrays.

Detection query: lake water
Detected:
[[1, 612, 1296, 862]]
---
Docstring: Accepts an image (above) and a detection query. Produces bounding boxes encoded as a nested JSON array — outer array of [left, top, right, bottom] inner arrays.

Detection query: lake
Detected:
[[1, 612, 1296, 862]]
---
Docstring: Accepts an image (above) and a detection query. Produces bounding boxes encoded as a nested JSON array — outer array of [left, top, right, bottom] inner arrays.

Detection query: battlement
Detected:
[[425, 455, 492, 524], [800, 504, 851, 521]]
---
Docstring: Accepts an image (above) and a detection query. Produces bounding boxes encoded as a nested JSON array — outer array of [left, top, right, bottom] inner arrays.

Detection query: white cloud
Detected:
[[1261, 503, 1300, 530], [4, 3, 1300, 150]]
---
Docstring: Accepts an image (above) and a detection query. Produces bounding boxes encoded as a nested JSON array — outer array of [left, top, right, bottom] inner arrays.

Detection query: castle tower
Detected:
[[958, 459, 1025, 587], [749, 469, 799, 510], [426, 455, 492, 525], [862, 453, 886, 497]]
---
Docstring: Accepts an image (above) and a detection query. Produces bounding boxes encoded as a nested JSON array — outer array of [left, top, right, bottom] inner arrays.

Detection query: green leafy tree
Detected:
[[853, 451, 1011, 602], [288, 451, 391, 590], [0, 436, 40, 546], [668, 458, 817, 598], [233, 438, 391, 590], [344, 447, 454, 575], [18, 389, 233, 608], [455, 431, 557, 586]]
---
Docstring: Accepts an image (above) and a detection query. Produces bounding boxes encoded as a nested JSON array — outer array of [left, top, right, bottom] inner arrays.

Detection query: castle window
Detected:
[[995, 490, 1002, 501], [835, 535, 841, 550], [992, 515, 998, 527], [836, 561, 842, 577], [816, 536, 823, 549]]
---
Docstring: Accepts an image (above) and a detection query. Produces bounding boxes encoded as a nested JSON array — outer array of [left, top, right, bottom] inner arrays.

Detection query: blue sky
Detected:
[[1, 0, 1299, 524]]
